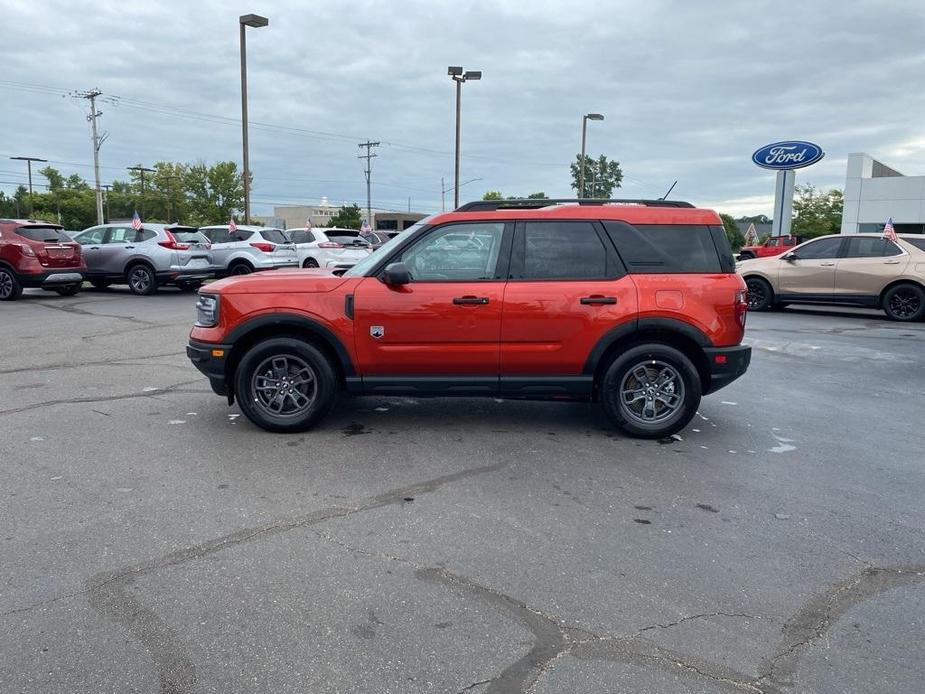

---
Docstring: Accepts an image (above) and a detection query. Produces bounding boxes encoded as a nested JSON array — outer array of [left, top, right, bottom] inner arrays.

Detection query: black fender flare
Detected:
[[582, 317, 712, 375]]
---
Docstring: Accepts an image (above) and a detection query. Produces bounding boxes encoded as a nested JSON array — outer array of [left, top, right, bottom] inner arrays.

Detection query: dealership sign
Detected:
[[752, 141, 825, 170]]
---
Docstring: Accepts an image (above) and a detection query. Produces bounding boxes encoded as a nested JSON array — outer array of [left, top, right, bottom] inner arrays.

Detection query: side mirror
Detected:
[[783, 252, 798, 262], [382, 262, 411, 286]]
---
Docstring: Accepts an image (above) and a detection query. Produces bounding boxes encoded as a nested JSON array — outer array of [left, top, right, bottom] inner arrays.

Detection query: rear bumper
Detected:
[[18, 271, 84, 288], [702, 345, 751, 394], [159, 264, 219, 281], [187, 339, 233, 398]]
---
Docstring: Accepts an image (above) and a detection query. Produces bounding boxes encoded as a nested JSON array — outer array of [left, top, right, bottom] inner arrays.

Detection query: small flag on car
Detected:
[[360, 219, 371, 236], [131, 210, 142, 230], [306, 218, 313, 230], [882, 217, 897, 242], [229, 217, 237, 233]]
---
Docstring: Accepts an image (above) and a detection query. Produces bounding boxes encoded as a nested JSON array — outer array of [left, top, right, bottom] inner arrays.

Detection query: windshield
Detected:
[[344, 217, 433, 277]]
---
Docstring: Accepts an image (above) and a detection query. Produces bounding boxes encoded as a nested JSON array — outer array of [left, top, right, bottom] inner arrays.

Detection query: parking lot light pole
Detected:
[[579, 113, 604, 198], [240, 13, 269, 224], [448, 66, 481, 209], [10, 156, 47, 217]]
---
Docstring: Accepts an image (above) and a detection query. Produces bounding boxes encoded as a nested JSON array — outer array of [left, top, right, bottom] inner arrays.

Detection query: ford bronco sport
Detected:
[[188, 199, 750, 438]]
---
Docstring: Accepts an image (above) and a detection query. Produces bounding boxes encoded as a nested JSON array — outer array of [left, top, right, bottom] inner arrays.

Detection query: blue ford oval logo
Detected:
[[752, 141, 825, 170]]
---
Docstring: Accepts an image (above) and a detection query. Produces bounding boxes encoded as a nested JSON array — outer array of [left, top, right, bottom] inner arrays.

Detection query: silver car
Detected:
[[73, 223, 216, 295], [198, 225, 298, 276], [289, 227, 372, 273]]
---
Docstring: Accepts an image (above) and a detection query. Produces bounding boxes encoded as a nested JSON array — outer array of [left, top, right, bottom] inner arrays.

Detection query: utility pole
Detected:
[[128, 166, 155, 218], [441, 177, 446, 212], [357, 140, 379, 224], [9, 156, 47, 217], [102, 184, 112, 222], [74, 89, 107, 224]]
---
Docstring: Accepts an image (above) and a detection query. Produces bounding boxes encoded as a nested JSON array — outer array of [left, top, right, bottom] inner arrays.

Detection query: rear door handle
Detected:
[[580, 296, 617, 305], [453, 296, 489, 305], [884, 260, 901, 265], [125, 245, 135, 249], [820, 262, 835, 266]]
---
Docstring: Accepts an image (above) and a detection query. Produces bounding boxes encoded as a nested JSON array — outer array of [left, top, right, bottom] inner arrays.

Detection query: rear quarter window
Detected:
[[904, 237, 925, 252], [260, 229, 289, 244], [15, 226, 70, 242], [603, 222, 728, 273]]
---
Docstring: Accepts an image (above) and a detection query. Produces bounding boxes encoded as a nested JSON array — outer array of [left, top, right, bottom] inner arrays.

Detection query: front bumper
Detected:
[[18, 271, 84, 288], [187, 339, 233, 400], [703, 345, 751, 394]]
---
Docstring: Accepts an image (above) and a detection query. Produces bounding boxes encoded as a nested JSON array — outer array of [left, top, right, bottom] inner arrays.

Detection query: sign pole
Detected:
[[771, 169, 795, 237]]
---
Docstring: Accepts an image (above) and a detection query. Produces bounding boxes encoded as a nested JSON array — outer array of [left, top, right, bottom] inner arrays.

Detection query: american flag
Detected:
[[882, 217, 897, 242], [229, 217, 237, 233], [306, 218, 313, 230], [360, 219, 371, 236], [131, 210, 142, 231]]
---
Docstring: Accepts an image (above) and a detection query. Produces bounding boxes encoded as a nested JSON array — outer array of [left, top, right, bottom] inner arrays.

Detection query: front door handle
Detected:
[[884, 260, 901, 265], [124, 245, 135, 249], [820, 262, 835, 267], [580, 296, 617, 305], [453, 296, 489, 305]]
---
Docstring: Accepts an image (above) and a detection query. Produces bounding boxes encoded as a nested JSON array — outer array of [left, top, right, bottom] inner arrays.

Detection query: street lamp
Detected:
[[10, 156, 47, 217], [448, 66, 481, 209], [240, 13, 269, 224], [579, 113, 604, 198]]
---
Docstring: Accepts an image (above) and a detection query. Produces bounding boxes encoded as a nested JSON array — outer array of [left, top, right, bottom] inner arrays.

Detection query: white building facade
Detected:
[[841, 153, 925, 234]]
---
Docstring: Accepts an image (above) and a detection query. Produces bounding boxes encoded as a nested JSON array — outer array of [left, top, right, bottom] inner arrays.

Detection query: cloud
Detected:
[[2, 0, 924, 218]]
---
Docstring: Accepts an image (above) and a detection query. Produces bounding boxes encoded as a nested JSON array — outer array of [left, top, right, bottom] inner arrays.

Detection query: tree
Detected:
[[720, 213, 745, 251], [570, 154, 623, 198], [527, 192, 548, 199], [184, 161, 245, 225], [737, 214, 771, 225], [482, 191, 504, 200], [40, 166, 65, 192], [65, 174, 89, 190], [791, 184, 843, 239], [327, 204, 362, 229]]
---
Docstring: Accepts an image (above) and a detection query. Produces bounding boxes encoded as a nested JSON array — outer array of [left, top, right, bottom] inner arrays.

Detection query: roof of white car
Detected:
[[199, 224, 282, 232]]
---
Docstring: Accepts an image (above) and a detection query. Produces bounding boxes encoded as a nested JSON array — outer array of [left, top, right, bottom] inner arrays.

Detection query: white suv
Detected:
[[288, 227, 372, 274], [199, 225, 298, 276]]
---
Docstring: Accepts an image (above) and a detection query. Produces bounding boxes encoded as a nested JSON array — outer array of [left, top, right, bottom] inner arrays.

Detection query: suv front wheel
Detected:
[[601, 343, 701, 439], [234, 338, 338, 433]]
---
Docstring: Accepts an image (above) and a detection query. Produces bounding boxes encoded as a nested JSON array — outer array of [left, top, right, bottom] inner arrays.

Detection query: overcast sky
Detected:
[[2, 0, 924, 218]]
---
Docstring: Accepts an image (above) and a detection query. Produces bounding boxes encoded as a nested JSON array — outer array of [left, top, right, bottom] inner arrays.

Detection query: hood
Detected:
[[736, 255, 780, 271], [207, 268, 350, 294]]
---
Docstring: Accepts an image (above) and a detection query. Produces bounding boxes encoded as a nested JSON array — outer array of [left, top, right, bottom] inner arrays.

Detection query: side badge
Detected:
[[370, 326, 385, 339]]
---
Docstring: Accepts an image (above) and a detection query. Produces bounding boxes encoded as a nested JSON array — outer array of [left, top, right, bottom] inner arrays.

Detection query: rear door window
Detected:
[[796, 237, 843, 259], [290, 230, 314, 244], [517, 221, 613, 280], [76, 228, 106, 245], [260, 229, 289, 244], [603, 222, 723, 273], [15, 226, 70, 242], [844, 237, 903, 258], [106, 227, 140, 244]]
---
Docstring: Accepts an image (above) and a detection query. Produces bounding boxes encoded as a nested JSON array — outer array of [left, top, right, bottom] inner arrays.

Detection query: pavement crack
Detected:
[[0, 589, 88, 619], [0, 352, 186, 375], [0, 379, 207, 415], [635, 611, 760, 635], [31, 301, 158, 325], [456, 678, 496, 693]]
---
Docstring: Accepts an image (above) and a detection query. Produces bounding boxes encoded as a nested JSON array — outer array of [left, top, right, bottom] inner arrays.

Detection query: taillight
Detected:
[[19, 244, 36, 257], [250, 242, 275, 253], [318, 242, 343, 249], [735, 289, 748, 327], [158, 230, 191, 250]]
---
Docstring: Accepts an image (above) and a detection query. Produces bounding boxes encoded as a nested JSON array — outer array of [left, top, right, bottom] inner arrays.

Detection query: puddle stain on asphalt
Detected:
[[696, 503, 720, 513]]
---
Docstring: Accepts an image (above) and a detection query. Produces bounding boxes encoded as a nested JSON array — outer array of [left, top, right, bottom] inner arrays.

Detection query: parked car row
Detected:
[[0, 218, 391, 300]]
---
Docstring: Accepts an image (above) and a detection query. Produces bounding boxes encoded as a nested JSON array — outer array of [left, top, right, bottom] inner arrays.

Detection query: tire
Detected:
[[54, 283, 82, 296], [745, 276, 774, 311], [90, 279, 111, 289], [0, 267, 23, 301], [302, 258, 319, 269], [176, 280, 203, 293], [126, 263, 157, 295], [229, 261, 254, 276], [600, 343, 702, 439], [234, 338, 338, 433], [738, 252, 755, 261], [882, 283, 925, 322]]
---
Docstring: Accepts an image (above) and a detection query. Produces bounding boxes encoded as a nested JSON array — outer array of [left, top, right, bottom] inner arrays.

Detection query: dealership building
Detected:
[[841, 153, 925, 234]]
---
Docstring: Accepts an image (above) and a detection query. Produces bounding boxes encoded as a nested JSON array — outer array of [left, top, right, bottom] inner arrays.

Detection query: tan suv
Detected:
[[739, 233, 925, 321]]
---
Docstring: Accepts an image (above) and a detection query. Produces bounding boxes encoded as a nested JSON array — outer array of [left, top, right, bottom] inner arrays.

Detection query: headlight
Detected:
[[195, 294, 219, 327]]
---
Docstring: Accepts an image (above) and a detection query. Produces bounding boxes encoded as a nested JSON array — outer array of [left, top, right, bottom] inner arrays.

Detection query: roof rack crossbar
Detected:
[[455, 198, 695, 212]]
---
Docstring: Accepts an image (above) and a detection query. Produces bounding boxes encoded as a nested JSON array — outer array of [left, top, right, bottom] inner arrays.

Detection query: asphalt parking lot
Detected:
[[1, 287, 923, 694]]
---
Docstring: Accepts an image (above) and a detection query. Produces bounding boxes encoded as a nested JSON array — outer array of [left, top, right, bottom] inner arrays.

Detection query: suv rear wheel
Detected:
[[0, 267, 23, 301], [302, 258, 319, 268], [127, 264, 157, 295], [234, 338, 338, 433], [883, 283, 925, 322], [601, 343, 701, 439], [229, 261, 253, 275]]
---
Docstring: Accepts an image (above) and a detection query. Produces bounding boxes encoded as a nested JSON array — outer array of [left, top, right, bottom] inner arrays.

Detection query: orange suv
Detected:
[[188, 199, 750, 438]]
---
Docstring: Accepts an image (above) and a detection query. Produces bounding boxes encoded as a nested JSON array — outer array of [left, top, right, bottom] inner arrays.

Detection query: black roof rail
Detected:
[[455, 198, 695, 212]]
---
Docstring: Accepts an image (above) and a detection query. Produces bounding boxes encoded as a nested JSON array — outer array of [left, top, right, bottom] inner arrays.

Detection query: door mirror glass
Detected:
[[783, 252, 798, 261], [382, 262, 411, 286]]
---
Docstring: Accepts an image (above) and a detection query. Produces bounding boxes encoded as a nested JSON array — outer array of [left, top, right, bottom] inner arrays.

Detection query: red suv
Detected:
[[0, 219, 86, 300], [188, 200, 750, 438]]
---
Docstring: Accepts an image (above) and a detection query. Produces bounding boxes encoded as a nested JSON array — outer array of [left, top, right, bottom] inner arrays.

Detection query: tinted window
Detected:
[[173, 230, 208, 244], [327, 231, 369, 246], [784, 238, 798, 246], [76, 228, 105, 245], [401, 222, 504, 280], [604, 222, 722, 273], [796, 237, 842, 259], [201, 228, 230, 243], [378, 219, 399, 230], [905, 237, 925, 252], [290, 230, 314, 244], [260, 229, 289, 244], [15, 226, 70, 242], [767, 238, 780, 247], [844, 237, 903, 258], [521, 221, 607, 280]]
